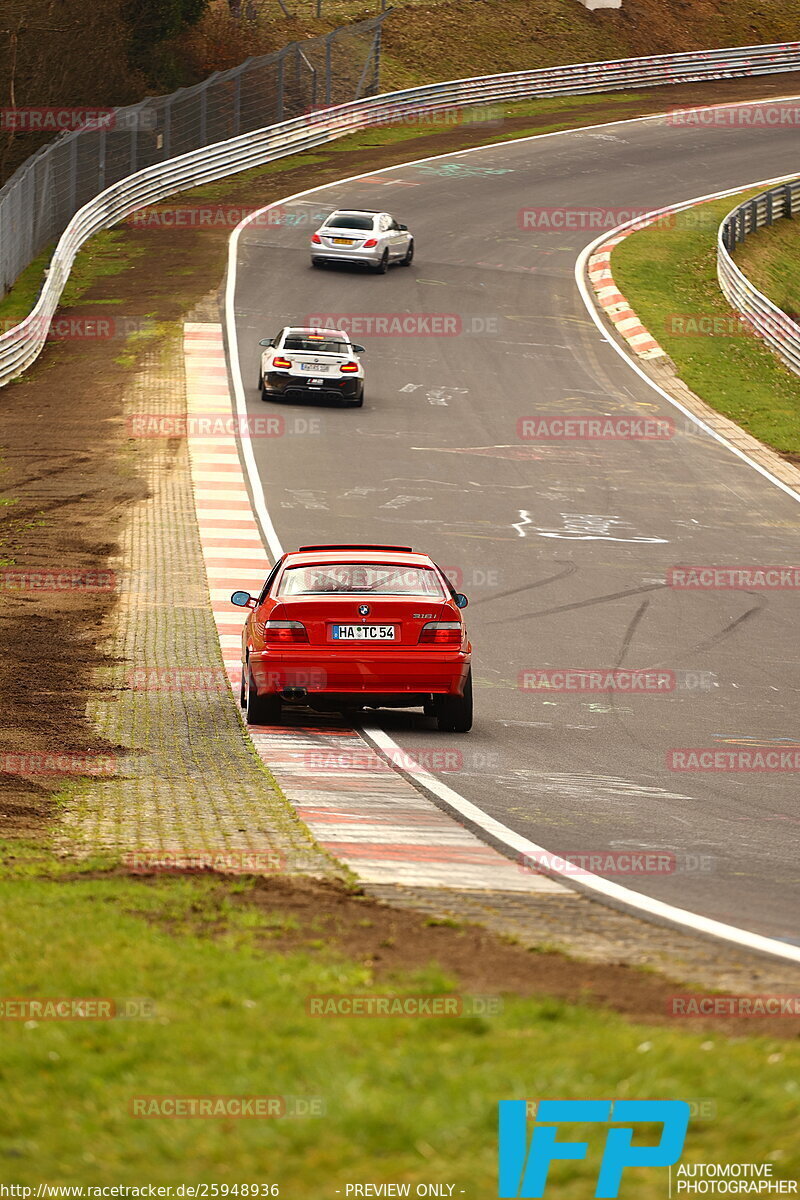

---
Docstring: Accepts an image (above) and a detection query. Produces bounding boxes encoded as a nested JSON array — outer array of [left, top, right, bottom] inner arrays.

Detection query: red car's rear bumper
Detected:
[[249, 648, 470, 696]]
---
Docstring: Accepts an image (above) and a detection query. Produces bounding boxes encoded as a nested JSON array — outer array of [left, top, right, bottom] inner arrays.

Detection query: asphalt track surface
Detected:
[[229, 103, 800, 945]]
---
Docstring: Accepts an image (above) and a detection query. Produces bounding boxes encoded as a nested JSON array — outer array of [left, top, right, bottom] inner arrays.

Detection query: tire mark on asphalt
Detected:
[[489, 583, 666, 625], [614, 598, 651, 669], [691, 604, 763, 654], [473, 561, 578, 607]]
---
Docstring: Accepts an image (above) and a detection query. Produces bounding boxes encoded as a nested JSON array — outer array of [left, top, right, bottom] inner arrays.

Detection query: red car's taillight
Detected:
[[419, 621, 462, 646], [311, 233, 322, 244], [339, 361, 359, 373], [363, 238, 378, 247], [272, 356, 292, 369], [264, 620, 308, 644]]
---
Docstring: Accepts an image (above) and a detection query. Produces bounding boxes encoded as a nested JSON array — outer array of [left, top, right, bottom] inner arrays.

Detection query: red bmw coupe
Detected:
[[231, 544, 472, 731]]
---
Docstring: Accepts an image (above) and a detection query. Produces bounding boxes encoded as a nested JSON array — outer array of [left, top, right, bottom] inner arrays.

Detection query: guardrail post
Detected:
[[765, 190, 773, 226], [785, 183, 795, 219], [748, 198, 757, 235], [200, 87, 208, 145]]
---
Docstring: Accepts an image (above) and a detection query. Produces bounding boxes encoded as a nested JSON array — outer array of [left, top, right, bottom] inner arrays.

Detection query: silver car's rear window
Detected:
[[278, 564, 445, 597], [324, 215, 375, 230]]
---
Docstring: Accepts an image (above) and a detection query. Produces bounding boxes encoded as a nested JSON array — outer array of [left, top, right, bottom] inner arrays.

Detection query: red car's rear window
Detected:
[[278, 563, 445, 598]]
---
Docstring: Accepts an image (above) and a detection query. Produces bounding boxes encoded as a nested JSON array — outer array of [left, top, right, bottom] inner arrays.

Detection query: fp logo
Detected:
[[498, 1100, 690, 1198]]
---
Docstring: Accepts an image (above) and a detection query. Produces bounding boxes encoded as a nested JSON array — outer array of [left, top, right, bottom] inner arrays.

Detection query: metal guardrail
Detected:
[[718, 180, 800, 378], [3, 39, 800, 388]]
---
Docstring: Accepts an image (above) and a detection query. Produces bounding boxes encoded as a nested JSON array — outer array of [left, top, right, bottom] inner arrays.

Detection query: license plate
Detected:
[[331, 625, 396, 641], [332, 238, 354, 245], [300, 363, 329, 372]]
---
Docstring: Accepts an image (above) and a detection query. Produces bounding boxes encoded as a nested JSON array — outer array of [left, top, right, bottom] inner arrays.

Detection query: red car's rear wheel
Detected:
[[245, 664, 281, 725], [434, 669, 472, 733]]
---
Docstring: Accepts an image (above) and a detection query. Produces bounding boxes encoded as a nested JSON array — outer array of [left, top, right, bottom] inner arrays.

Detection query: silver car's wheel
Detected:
[[375, 250, 389, 275], [401, 239, 414, 266]]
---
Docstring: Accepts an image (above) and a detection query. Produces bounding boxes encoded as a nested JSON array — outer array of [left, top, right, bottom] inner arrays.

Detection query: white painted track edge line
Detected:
[[224, 108, 800, 964], [360, 724, 800, 963]]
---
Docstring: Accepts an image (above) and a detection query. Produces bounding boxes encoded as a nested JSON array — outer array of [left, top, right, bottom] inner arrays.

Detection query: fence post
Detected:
[[765, 189, 773, 226], [68, 135, 78, 215], [372, 19, 381, 94], [277, 50, 286, 122], [98, 126, 107, 192], [163, 97, 172, 159], [200, 86, 207, 145], [233, 72, 242, 137], [786, 183, 795, 219], [325, 32, 334, 105]]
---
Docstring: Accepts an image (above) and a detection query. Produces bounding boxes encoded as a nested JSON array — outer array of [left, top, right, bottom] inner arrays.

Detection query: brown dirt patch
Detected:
[[116, 869, 800, 1037]]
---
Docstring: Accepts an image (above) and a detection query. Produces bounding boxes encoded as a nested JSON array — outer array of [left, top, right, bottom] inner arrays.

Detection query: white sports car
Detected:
[[257, 327, 365, 407]]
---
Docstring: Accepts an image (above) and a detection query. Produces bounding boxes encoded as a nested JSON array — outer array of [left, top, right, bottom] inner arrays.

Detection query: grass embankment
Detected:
[[612, 192, 800, 458], [1, 862, 798, 1188], [192, 0, 800, 93], [736, 217, 800, 321]]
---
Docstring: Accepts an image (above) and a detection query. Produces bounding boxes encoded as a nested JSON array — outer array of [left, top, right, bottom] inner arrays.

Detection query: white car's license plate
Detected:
[[332, 625, 396, 641], [300, 363, 329, 372], [332, 238, 354, 245]]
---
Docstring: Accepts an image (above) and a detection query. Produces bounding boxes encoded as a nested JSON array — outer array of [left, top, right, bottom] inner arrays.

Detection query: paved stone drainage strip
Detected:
[[59, 334, 333, 879]]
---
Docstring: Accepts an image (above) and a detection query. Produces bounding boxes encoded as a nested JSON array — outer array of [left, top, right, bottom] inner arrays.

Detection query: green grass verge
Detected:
[[1, 872, 798, 1188], [612, 192, 800, 457], [735, 218, 800, 321], [0, 230, 146, 324]]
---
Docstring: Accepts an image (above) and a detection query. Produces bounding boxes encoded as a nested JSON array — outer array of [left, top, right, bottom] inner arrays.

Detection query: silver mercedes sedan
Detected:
[[310, 209, 414, 273]]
